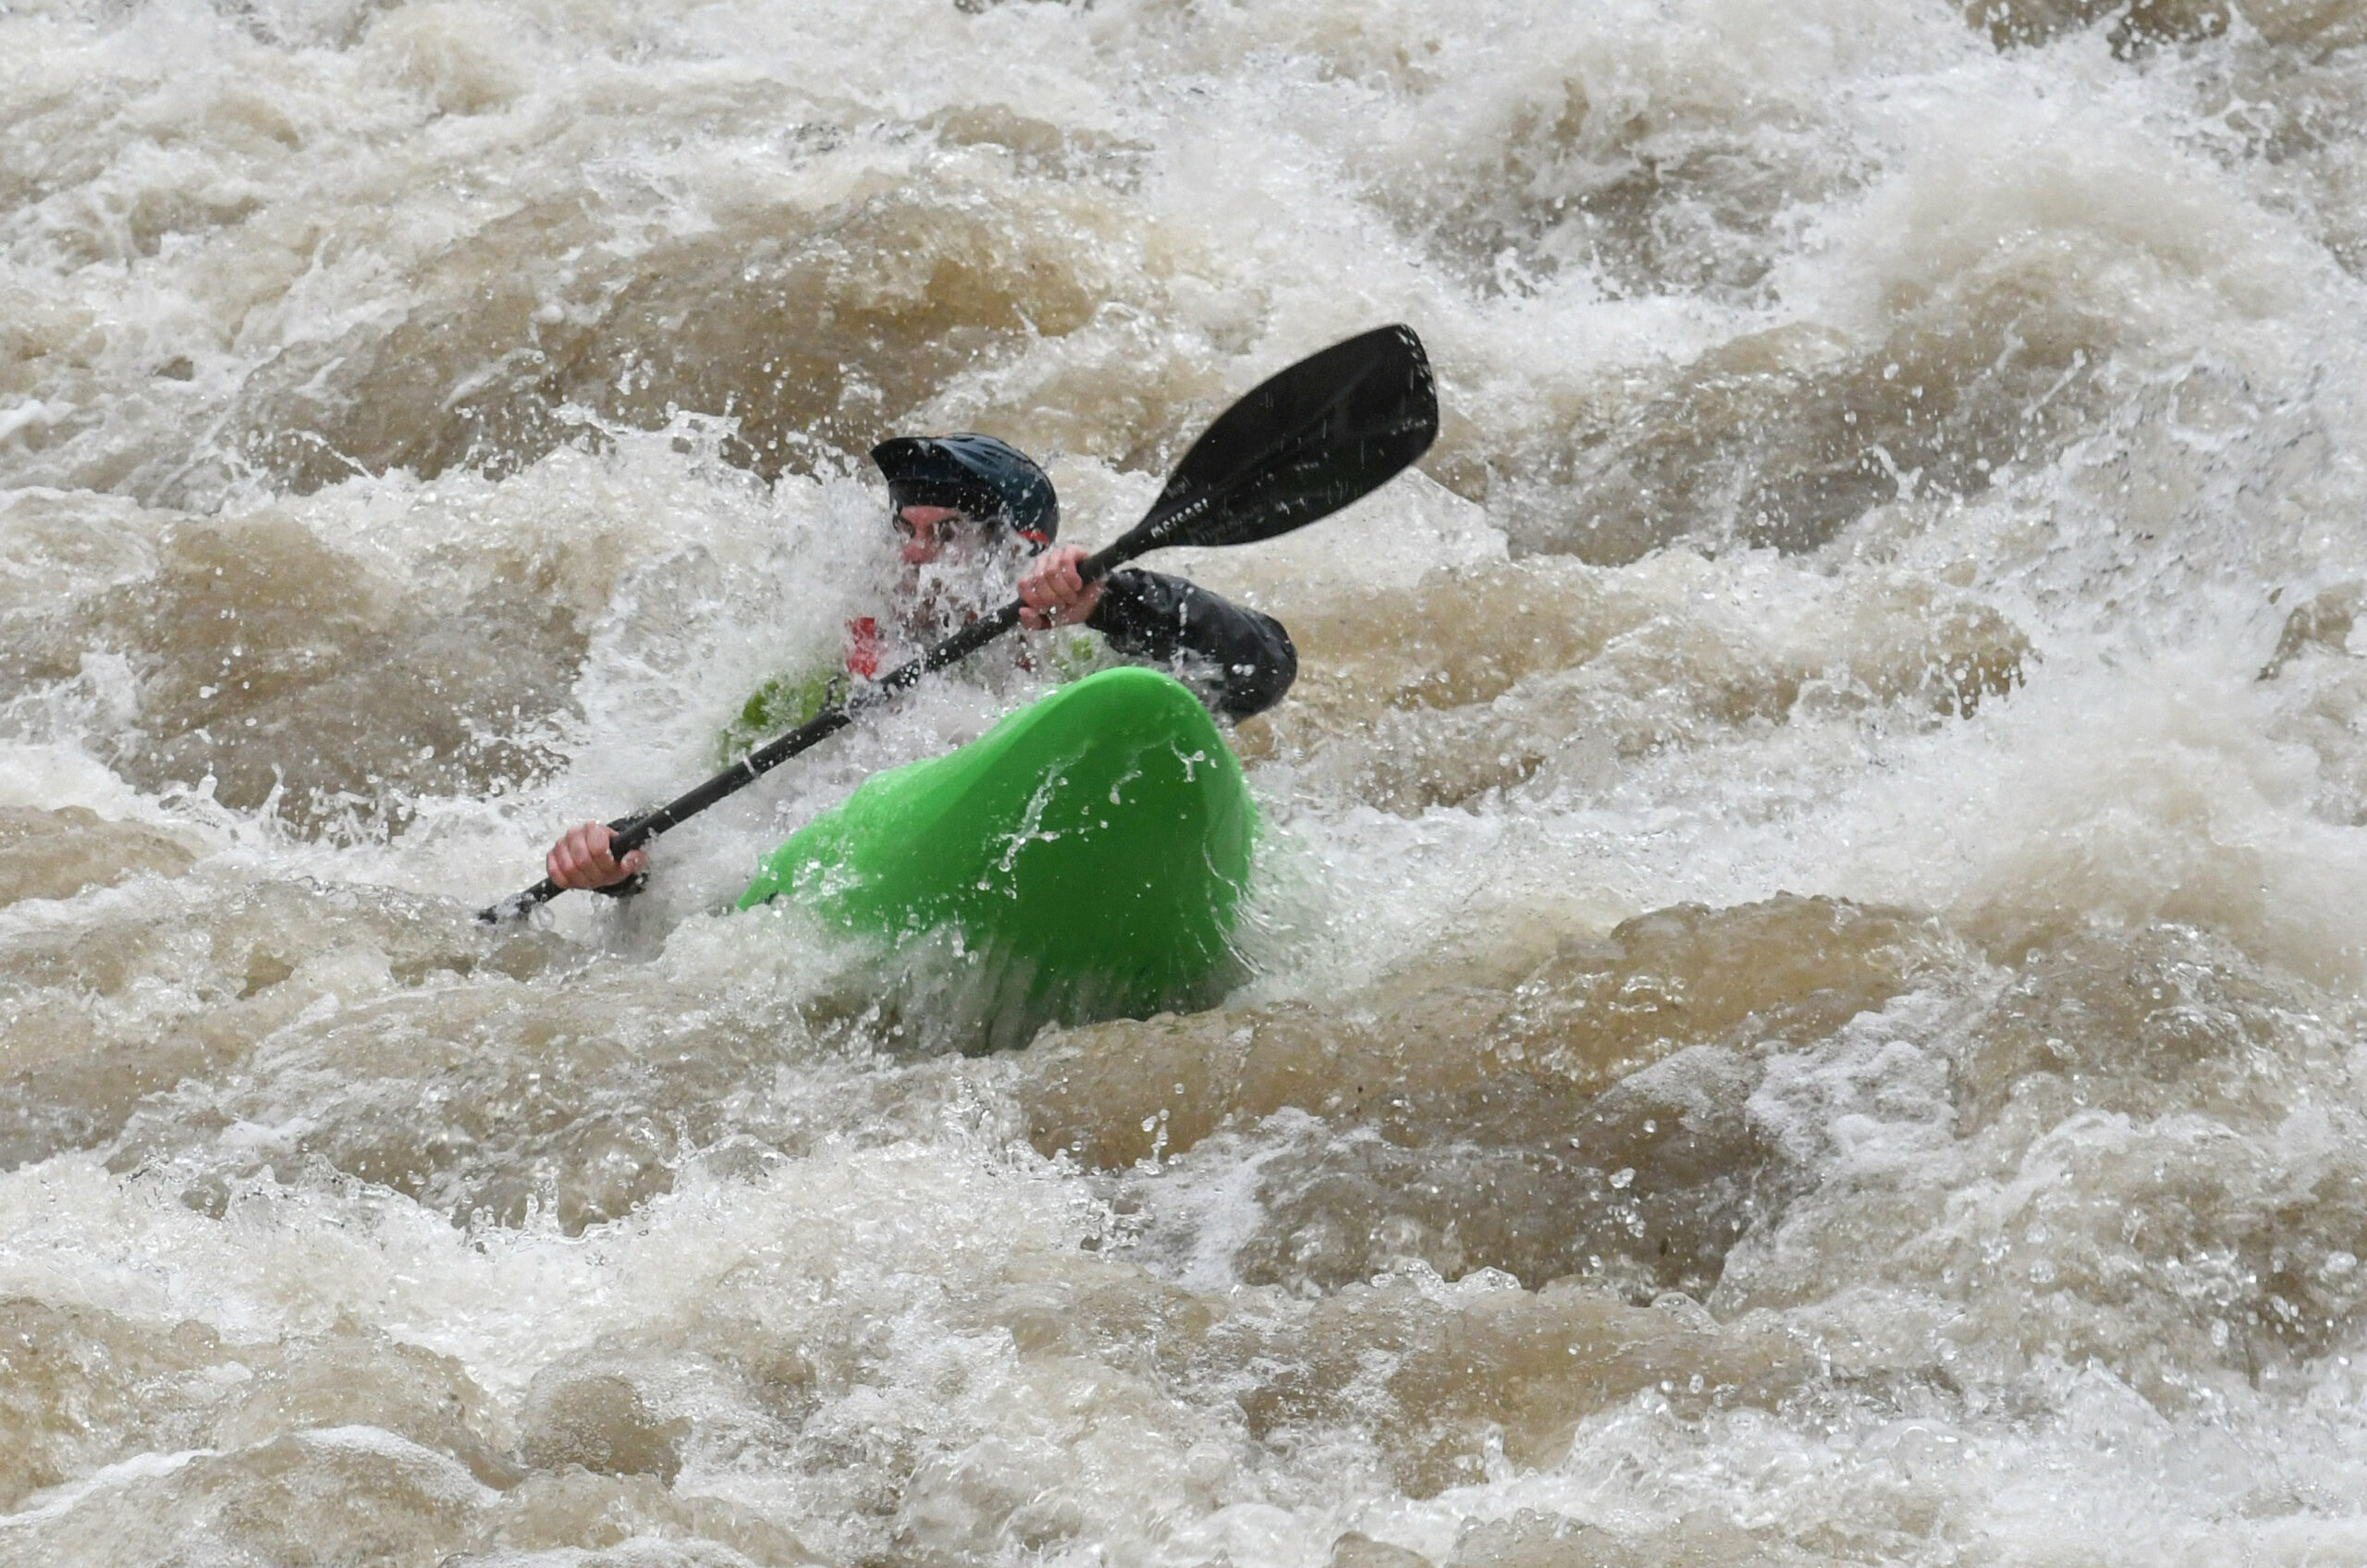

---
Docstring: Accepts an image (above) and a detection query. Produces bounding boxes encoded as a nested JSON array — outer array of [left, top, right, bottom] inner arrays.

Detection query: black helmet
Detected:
[[870, 434, 1058, 548]]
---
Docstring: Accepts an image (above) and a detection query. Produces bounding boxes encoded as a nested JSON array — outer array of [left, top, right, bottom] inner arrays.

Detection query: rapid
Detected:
[[7, 0, 2367, 1562]]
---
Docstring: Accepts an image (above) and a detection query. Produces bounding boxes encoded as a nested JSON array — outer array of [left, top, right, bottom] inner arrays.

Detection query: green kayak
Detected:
[[741, 667, 1257, 1037]]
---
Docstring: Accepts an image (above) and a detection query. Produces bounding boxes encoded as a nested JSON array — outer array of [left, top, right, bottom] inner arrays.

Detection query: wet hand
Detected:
[[1017, 545, 1104, 631], [546, 821, 648, 890]]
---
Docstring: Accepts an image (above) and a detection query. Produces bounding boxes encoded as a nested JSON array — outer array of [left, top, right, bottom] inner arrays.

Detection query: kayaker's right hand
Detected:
[[1017, 545, 1106, 631], [546, 822, 648, 890]]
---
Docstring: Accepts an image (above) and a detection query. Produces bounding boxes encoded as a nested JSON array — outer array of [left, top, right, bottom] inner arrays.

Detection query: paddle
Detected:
[[479, 322, 1439, 924]]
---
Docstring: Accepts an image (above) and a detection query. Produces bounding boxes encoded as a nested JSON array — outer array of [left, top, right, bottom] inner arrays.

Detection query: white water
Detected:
[[7, 0, 2367, 1562]]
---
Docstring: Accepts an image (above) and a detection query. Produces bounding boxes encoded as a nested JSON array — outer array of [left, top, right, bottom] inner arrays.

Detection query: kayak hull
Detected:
[[741, 667, 1256, 1034]]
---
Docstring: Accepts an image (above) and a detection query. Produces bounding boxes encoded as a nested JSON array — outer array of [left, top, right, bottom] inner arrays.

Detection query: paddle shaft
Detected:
[[478, 539, 1136, 923]]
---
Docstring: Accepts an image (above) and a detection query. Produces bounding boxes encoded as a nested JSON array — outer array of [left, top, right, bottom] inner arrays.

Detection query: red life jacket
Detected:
[[845, 617, 881, 679]]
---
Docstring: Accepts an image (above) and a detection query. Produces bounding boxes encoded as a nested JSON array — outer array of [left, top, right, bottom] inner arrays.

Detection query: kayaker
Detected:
[[545, 434, 1296, 893]]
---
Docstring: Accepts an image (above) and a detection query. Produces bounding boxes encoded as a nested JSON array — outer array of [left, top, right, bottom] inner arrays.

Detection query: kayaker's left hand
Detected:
[[1017, 545, 1104, 631], [546, 821, 647, 890]]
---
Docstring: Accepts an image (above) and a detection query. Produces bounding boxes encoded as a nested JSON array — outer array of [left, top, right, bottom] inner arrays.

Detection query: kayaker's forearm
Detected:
[[1085, 570, 1298, 719]]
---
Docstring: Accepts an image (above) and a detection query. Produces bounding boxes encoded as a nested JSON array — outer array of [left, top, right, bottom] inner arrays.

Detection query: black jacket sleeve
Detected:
[[1085, 569, 1297, 721]]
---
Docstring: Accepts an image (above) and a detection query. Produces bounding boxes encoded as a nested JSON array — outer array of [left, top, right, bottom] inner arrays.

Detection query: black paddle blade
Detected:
[[1125, 325, 1437, 555]]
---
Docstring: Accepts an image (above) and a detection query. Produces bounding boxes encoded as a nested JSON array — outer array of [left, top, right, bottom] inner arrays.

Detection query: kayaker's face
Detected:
[[892, 502, 1018, 640], [895, 505, 978, 567]]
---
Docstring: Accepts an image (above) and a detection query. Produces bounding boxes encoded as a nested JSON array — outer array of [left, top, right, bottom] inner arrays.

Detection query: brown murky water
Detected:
[[7, 0, 2367, 1562]]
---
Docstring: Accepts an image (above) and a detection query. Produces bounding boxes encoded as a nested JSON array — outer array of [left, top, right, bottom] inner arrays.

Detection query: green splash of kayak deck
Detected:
[[740, 666, 1257, 1035]]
